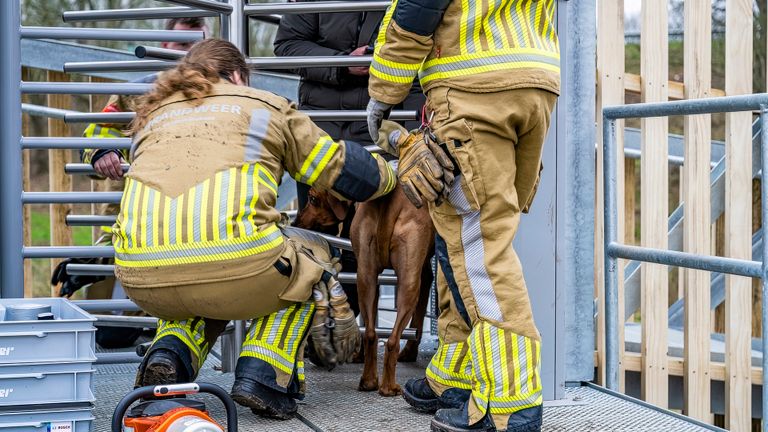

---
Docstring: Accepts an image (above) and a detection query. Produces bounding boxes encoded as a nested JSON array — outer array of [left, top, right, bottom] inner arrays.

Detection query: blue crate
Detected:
[[0, 362, 94, 407], [0, 405, 93, 432], [0, 299, 95, 365]]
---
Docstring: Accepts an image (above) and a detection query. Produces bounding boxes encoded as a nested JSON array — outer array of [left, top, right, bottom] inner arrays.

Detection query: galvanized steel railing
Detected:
[[602, 93, 768, 429]]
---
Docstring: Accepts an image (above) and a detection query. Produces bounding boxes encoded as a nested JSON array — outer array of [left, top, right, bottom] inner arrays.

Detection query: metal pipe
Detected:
[[64, 112, 135, 123], [158, 0, 234, 14], [244, 1, 389, 15], [315, 232, 353, 251], [249, 55, 372, 69], [22, 192, 122, 204], [64, 110, 417, 124], [0, 1, 23, 298], [21, 103, 76, 120], [21, 82, 151, 95], [65, 55, 373, 74], [363, 145, 386, 154], [23, 246, 114, 259], [63, 7, 217, 22], [95, 352, 143, 365], [22, 137, 131, 150], [604, 93, 768, 120], [135, 46, 186, 60], [337, 272, 398, 285], [761, 106, 768, 432], [603, 116, 619, 391], [20, 26, 205, 42], [64, 60, 173, 74], [73, 299, 140, 312], [607, 243, 763, 279], [228, 0, 247, 54], [233, 320, 245, 359], [93, 315, 157, 328], [65, 163, 129, 175], [66, 215, 117, 227]]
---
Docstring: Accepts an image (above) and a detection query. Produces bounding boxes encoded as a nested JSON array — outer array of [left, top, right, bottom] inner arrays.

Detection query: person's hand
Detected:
[[328, 278, 361, 364], [366, 98, 393, 143], [93, 152, 125, 180], [395, 130, 455, 208], [347, 46, 370, 76]]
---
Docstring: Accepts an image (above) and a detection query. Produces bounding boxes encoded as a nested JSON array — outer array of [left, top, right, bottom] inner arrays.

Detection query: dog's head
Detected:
[[293, 188, 351, 235]]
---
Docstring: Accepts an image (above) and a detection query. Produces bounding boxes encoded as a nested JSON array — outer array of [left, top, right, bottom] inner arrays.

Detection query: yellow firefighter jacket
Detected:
[[368, 0, 560, 105], [112, 82, 396, 288]]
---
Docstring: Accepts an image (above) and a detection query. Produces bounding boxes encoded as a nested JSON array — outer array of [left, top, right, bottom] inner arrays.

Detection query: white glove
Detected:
[[366, 98, 393, 143]]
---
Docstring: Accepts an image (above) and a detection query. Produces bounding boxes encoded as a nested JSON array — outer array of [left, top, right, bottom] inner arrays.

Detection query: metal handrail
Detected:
[[244, 1, 389, 15], [20, 26, 205, 42], [602, 93, 768, 431], [63, 110, 418, 124], [63, 6, 218, 22]]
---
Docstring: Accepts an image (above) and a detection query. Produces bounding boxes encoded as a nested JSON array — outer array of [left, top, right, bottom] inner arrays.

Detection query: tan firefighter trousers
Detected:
[[423, 87, 557, 427]]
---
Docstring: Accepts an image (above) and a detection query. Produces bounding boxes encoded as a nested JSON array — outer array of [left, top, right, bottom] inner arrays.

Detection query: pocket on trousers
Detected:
[[278, 240, 324, 303], [431, 118, 486, 215], [521, 162, 543, 214]]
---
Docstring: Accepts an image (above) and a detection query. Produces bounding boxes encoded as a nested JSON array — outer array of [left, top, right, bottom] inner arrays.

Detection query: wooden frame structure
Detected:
[[596, 1, 761, 430]]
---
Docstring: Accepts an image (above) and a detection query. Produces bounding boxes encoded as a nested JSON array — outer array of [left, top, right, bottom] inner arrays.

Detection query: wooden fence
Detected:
[[596, 1, 762, 430]]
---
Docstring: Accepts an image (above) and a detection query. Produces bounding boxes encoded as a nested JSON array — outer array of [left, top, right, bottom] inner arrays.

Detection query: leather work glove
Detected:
[[367, 98, 393, 143], [327, 278, 361, 364], [375, 120, 407, 157], [393, 129, 456, 208], [310, 278, 338, 370], [51, 257, 108, 298]]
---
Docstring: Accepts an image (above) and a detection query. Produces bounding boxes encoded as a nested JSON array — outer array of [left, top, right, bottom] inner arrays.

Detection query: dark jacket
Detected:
[[274, 0, 424, 145]]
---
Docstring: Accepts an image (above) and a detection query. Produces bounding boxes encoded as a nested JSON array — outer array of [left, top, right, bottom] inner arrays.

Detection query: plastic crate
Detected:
[[0, 405, 93, 432], [0, 362, 94, 407], [0, 299, 95, 365]]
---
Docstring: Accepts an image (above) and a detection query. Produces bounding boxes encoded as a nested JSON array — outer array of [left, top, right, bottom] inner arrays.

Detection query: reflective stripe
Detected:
[[419, 50, 560, 84], [370, 56, 421, 84], [257, 167, 277, 195], [446, 177, 503, 321], [245, 109, 271, 162], [426, 341, 472, 389], [115, 225, 283, 267], [155, 319, 211, 370], [294, 136, 339, 185], [486, 0, 505, 50], [470, 323, 542, 416], [375, 0, 400, 46], [241, 302, 314, 378]]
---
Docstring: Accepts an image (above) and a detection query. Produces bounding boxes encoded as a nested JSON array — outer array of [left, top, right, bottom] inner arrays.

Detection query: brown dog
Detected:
[[294, 185, 434, 396]]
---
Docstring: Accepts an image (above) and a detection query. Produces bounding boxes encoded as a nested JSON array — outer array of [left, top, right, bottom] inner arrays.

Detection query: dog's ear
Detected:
[[327, 193, 351, 221]]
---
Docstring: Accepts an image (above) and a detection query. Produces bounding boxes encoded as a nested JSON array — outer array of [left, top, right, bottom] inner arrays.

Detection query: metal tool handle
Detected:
[[111, 382, 238, 432]]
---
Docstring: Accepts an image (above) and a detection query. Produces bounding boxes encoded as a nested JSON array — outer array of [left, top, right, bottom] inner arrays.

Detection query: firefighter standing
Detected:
[[114, 39, 397, 420], [367, 1, 559, 431]]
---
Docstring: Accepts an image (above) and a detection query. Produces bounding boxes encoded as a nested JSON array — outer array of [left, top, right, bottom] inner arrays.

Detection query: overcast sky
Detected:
[[625, 1, 641, 18]]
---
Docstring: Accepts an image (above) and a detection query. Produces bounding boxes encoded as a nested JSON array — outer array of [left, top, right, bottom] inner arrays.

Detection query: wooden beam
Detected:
[[624, 158, 636, 246], [725, 0, 753, 430], [622, 352, 763, 384], [46, 70, 73, 297], [640, 0, 669, 408], [683, 0, 712, 421], [596, 0, 625, 388], [624, 74, 725, 99]]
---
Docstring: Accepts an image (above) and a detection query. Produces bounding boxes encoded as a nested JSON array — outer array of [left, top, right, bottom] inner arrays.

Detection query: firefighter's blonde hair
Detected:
[[132, 39, 249, 132]]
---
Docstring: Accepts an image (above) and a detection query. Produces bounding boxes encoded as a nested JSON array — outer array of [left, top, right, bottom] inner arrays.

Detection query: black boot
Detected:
[[231, 376, 297, 420], [430, 402, 495, 432], [403, 377, 471, 413], [431, 402, 542, 432], [138, 349, 188, 387]]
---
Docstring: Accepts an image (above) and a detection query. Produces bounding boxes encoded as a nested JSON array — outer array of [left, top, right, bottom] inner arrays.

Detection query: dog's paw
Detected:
[[358, 376, 379, 392], [378, 383, 402, 397]]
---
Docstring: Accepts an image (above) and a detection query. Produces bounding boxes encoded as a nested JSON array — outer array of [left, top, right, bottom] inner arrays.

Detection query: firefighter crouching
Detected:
[[112, 39, 397, 420], [367, 1, 560, 431]]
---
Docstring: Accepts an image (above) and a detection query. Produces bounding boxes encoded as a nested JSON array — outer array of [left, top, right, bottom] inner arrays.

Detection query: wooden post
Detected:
[[624, 159, 636, 246], [640, 0, 669, 407], [682, 0, 712, 421], [46, 70, 73, 297], [596, 0, 625, 386], [724, 0, 753, 429], [21, 67, 32, 298]]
